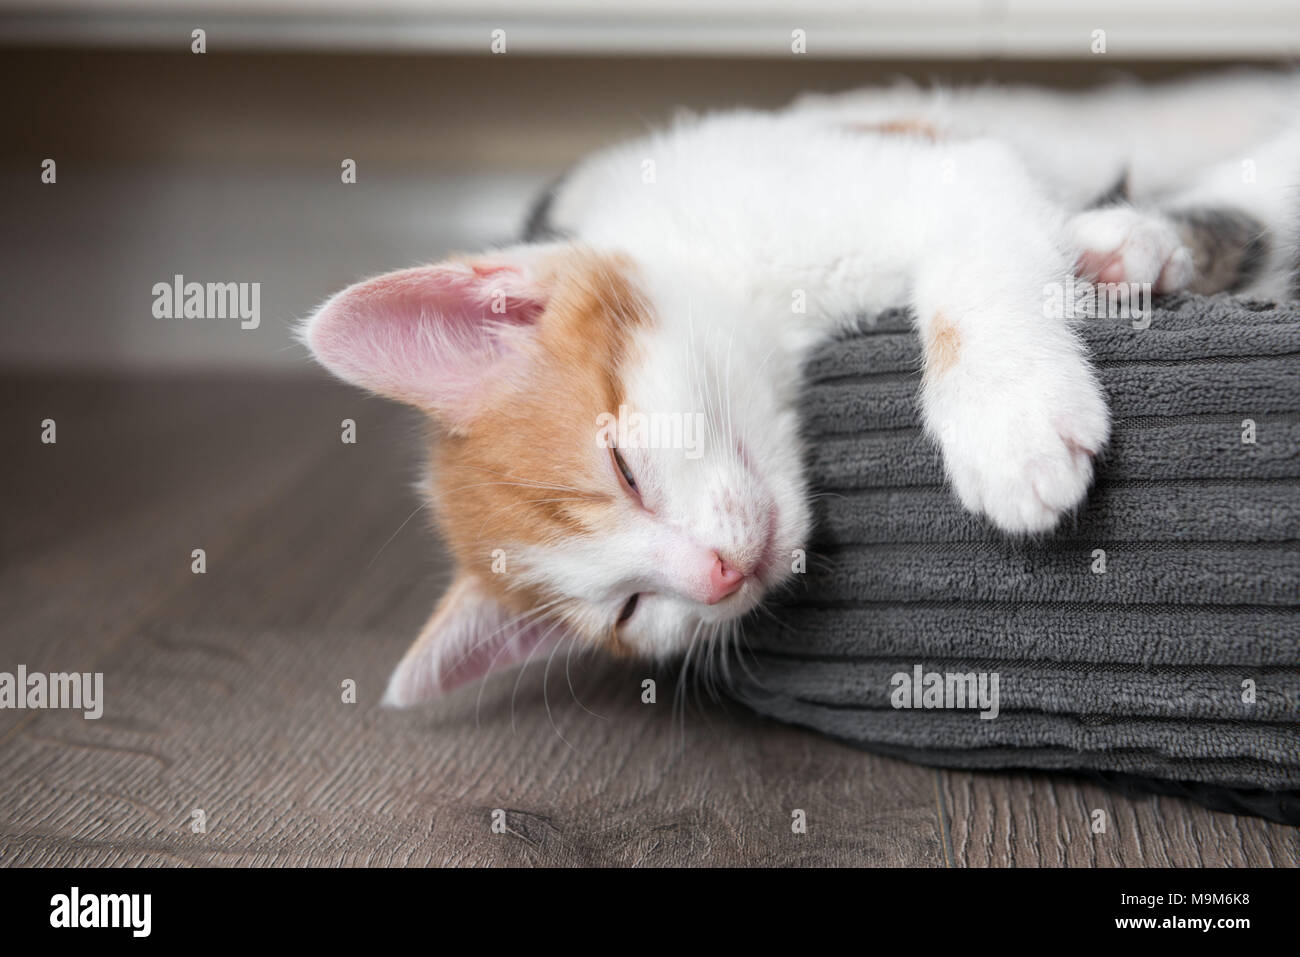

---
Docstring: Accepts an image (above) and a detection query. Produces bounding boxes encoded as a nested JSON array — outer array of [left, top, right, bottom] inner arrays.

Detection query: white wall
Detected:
[[0, 48, 1286, 371]]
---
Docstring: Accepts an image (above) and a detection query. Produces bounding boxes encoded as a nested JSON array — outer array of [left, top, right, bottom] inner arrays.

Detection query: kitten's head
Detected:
[[304, 242, 810, 705]]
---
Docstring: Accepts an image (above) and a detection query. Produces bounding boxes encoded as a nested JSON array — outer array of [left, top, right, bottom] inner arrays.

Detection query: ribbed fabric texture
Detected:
[[730, 294, 1300, 793]]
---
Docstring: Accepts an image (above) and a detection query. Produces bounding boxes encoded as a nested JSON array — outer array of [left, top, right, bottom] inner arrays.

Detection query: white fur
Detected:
[[318, 72, 1300, 691], [520, 72, 1298, 657]]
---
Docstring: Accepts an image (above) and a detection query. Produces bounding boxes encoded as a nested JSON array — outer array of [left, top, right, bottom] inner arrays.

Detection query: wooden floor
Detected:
[[1, 373, 1295, 867]]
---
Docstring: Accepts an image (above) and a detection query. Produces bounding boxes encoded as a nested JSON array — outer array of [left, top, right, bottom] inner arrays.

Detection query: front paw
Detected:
[[929, 368, 1110, 535], [1069, 207, 1194, 293]]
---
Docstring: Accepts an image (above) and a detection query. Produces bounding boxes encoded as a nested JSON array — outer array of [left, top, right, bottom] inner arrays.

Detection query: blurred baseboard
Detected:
[[3, 1, 1299, 59]]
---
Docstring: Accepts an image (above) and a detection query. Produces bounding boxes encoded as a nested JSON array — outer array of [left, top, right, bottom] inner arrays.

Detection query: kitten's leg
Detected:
[[1067, 202, 1272, 295], [1161, 129, 1300, 300], [1068, 128, 1300, 298], [908, 143, 1110, 533], [1067, 205, 1196, 292]]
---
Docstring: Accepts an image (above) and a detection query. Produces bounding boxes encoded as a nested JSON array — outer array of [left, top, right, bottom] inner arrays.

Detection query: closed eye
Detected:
[[617, 593, 640, 626], [610, 445, 641, 501]]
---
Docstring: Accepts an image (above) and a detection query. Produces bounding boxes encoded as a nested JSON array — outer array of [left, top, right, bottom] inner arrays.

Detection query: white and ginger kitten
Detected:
[[304, 71, 1300, 705]]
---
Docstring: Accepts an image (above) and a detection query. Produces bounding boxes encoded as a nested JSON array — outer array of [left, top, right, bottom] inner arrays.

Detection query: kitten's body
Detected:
[[305, 72, 1300, 704]]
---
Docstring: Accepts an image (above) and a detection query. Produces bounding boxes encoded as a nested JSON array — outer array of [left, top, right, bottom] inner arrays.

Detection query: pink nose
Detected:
[[705, 554, 746, 604]]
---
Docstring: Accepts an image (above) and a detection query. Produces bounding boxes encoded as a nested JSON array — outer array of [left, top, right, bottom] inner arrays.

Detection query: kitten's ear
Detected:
[[302, 245, 557, 429], [383, 575, 567, 706]]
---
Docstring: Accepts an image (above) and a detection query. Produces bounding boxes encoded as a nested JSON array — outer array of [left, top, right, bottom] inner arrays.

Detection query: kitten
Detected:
[[304, 71, 1299, 705]]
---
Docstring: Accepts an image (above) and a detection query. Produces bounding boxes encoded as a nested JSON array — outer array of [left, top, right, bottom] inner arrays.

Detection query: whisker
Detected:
[[540, 629, 582, 753], [438, 480, 598, 498], [510, 612, 569, 735], [741, 340, 783, 416], [471, 597, 568, 727], [471, 495, 595, 537], [731, 614, 765, 687], [444, 463, 588, 495], [366, 501, 429, 569], [565, 633, 605, 720]]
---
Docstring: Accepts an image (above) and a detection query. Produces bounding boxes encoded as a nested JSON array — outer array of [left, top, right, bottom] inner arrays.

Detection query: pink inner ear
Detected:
[[306, 259, 548, 423], [383, 577, 569, 706], [437, 617, 562, 695]]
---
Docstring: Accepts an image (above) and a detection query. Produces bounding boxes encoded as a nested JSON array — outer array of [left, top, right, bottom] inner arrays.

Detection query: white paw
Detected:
[[1068, 207, 1194, 292], [930, 359, 1110, 535]]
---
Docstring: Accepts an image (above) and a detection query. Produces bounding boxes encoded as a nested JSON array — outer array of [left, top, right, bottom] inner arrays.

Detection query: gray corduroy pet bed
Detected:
[[728, 294, 1300, 818]]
